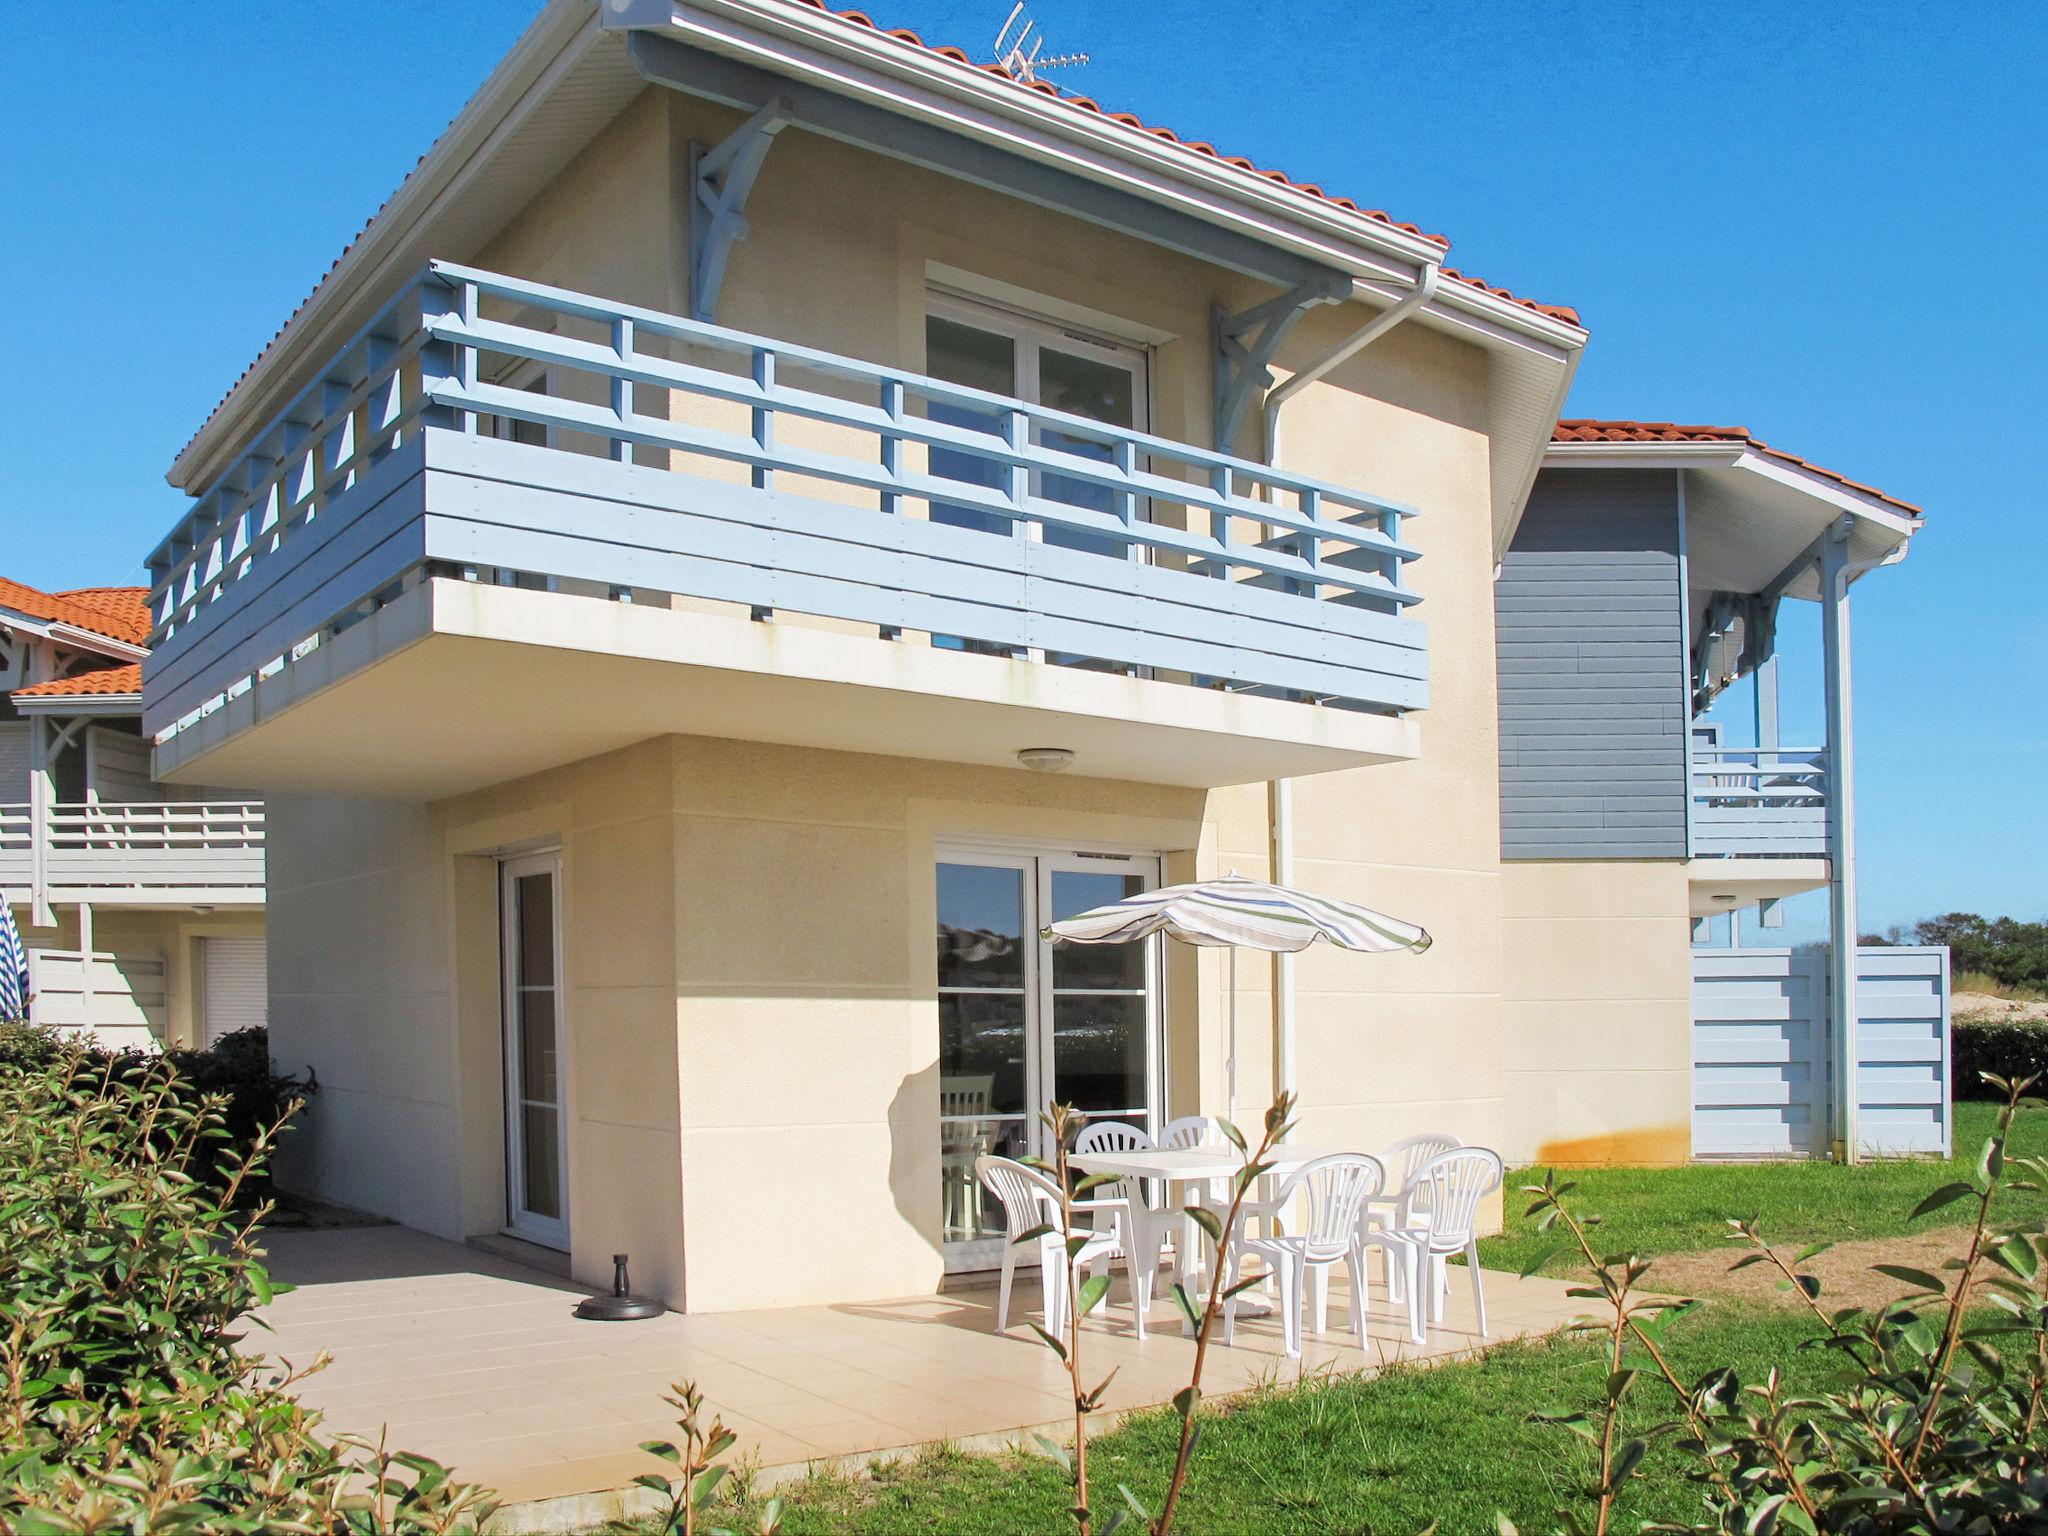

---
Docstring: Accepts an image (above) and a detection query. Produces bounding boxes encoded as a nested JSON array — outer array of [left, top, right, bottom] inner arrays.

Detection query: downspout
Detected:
[[1263, 263, 1441, 1113]]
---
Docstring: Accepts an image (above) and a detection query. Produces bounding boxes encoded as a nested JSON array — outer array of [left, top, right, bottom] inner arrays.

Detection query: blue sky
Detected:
[[2, 1, 2039, 934]]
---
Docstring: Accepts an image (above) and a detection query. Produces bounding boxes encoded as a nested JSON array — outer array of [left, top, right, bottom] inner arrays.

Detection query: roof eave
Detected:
[[166, 0, 603, 492], [0, 607, 150, 662], [12, 691, 143, 716], [173, 0, 1586, 494], [1542, 439, 1922, 534]]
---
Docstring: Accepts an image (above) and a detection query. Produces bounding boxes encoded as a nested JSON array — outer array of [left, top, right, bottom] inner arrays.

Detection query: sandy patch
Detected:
[[1955, 992, 2048, 1024], [1650, 1227, 1975, 1313]]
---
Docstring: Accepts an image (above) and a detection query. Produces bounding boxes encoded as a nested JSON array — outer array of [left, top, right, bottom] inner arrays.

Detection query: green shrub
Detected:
[[0, 1021, 311, 1199], [0, 1046, 493, 1531], [1518, 1074, 2048, 1536], [1954, 1017, 2048, 1100]]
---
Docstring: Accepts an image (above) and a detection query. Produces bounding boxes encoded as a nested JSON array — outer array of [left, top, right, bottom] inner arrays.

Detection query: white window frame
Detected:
[[500, 849, 571, 1251]]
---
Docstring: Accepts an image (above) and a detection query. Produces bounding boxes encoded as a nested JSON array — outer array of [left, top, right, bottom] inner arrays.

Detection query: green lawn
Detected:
[[1478, 1100, 2045, 1278], [691, 1305, 1819, 1535], [634, 1105, 2032, 1535]]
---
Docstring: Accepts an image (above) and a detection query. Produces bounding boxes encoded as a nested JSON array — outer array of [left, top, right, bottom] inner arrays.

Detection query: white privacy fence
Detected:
[[1692, 945, 1950, 1159]]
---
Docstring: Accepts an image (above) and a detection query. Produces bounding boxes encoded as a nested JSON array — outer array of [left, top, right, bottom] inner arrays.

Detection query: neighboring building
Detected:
[[131, 0, 1929, 1312], [1, 579, 266, 1049], [1500, 422, 1932, 1166]]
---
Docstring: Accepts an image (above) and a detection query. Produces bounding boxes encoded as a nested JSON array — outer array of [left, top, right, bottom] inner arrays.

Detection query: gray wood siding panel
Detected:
[[1497, 469, 1689, 860]]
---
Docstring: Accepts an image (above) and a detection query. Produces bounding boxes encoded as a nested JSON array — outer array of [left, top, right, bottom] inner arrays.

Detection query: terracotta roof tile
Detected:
[[1552, 420, 1922, 517], [792, 2, 1578, 324], [176, 3, 1579, 468], [0, 579, 151, 647], [12, 663, 144, 701]]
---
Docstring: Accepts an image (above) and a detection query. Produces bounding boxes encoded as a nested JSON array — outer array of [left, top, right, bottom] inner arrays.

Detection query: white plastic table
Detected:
[[1067, 1145, 1339, 1331]]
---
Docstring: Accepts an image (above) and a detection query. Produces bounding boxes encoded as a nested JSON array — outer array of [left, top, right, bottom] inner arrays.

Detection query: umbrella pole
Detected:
[[1226, 945, 1238, 1126]]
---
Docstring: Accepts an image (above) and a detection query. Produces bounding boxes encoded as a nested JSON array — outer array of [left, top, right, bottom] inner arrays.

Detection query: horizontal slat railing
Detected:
[[42, 801, 266, 893], [147, 261, 1429, 725], [0, 804, 28, 887], [1691, 746, 1829, 857]]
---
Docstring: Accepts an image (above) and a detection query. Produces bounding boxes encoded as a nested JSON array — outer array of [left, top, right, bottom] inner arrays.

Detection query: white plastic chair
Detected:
[[1363, 1147, 1503, 1344], [976, 1154, 1122, 1338], [1073, 1121, 1175, 1340], [1159, 1115, 1231, 1153], [939, 1075, 996, 1240], [1364, 1131, 1463, 1302], [1219, 1153, 1387, 1358], [1157, 1115, 1234, 1295]]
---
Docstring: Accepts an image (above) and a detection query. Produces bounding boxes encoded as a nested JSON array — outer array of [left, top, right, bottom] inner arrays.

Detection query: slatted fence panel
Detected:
[[1692, 946, 1951, 1159]]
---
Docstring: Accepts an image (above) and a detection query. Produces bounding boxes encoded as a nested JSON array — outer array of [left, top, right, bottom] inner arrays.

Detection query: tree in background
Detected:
[[1903, 913, 2048, 994]]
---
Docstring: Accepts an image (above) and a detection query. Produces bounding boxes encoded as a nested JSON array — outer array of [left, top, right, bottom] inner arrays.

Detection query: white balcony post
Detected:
[[27, 714, 51, 928], [76, 900, 94, 1024], [1820, 520, 1860, 1161]]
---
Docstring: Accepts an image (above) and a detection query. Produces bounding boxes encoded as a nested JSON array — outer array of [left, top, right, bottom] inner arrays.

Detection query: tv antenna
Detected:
[[992, 3, 1089, 83]]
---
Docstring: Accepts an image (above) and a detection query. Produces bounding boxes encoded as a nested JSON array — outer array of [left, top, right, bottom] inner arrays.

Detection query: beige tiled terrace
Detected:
[[256, 1226, 1585, 1525]]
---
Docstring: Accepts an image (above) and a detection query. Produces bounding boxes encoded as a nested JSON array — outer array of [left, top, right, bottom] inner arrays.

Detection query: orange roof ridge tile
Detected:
[[12, 663, 145, 701], [1551, 420, 1922, 516], [0, 579, 152, 647]]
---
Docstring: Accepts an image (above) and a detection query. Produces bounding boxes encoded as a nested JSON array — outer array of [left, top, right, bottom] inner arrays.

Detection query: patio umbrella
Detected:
[[0, 898, 27, 1023], [1042, 873, 1430, 1123]]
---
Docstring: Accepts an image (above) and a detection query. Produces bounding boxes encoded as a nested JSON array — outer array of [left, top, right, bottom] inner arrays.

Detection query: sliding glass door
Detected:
[[936, 848, 1161, 1270]]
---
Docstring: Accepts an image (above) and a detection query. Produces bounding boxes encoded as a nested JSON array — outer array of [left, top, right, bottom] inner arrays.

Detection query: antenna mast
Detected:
[[991, 3, 1090, 84]]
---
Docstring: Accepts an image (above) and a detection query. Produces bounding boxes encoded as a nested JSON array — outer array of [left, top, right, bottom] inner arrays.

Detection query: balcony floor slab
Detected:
[[153, 579, 1419, 800], [1687, 857, 1830, 916]]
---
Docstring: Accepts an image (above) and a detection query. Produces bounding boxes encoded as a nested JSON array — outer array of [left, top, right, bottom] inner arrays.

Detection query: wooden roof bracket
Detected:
[[689, 96, 794, 323], [1211, 272, 1349, 456]]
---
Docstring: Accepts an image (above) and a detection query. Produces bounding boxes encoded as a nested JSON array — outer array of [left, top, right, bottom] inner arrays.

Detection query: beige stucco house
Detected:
[[134, 0, 1937, 1313], [1, 578, 267, 1050]]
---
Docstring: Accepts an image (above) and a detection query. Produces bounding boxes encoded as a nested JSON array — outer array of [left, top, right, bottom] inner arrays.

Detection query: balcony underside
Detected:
[[146, 427, 1424, 798], [1687, 857, 1829, 917], [152, 577, 1419, 800]]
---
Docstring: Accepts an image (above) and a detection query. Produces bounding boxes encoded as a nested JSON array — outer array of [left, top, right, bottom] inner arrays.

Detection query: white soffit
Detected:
[[1543, 442, 1921, 600]]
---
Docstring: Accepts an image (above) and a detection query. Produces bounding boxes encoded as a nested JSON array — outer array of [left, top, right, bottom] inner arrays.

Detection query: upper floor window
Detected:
[[922, 293, 1148, 562]]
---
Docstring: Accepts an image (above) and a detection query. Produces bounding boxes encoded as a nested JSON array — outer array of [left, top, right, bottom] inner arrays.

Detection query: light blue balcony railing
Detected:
[[1690, 745, 1830, 857], [144, 262, 1429, 738]]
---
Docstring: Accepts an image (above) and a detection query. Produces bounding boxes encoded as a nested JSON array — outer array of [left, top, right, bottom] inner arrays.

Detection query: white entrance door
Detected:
[[936, 849, 1162, 1270], [501, 852, 570, 1249], [199, 936, 267, 1046]]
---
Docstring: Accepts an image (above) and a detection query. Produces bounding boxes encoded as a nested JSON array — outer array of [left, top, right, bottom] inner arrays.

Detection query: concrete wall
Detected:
[[1499, 860, 1693, 1165], [268, 739, 1207, 1311]]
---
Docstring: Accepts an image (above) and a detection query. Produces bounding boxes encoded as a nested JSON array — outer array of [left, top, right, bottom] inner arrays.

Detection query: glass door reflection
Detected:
[[936, 850, 1160, 1271]]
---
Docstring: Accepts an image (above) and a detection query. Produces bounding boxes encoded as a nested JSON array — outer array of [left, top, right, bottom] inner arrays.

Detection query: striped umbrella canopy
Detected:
[[0, 900, 28, 1023], [1043, 873, 1430, 956], [1043, 873, 1429, 1120]]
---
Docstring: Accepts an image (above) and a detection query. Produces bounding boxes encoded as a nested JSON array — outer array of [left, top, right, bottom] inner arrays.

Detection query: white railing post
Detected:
[[879, 378, 904, 517], [27, 716, 51, 927], [751, 348, 775, 490], [1821, 521, 1859, 1161], [611, 316, 636, 464]]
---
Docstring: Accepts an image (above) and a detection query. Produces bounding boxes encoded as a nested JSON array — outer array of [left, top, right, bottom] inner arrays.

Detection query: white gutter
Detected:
[[12, 693, 143, 717], [1262, 269, 1439, 1115]]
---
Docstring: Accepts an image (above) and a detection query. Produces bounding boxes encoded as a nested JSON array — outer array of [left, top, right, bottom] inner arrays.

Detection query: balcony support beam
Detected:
[[625, 33, 1358, 299], [1820, 518, 1860, 1162], [1211, 276, 1348, 456], [689, 97, 793, 324]]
